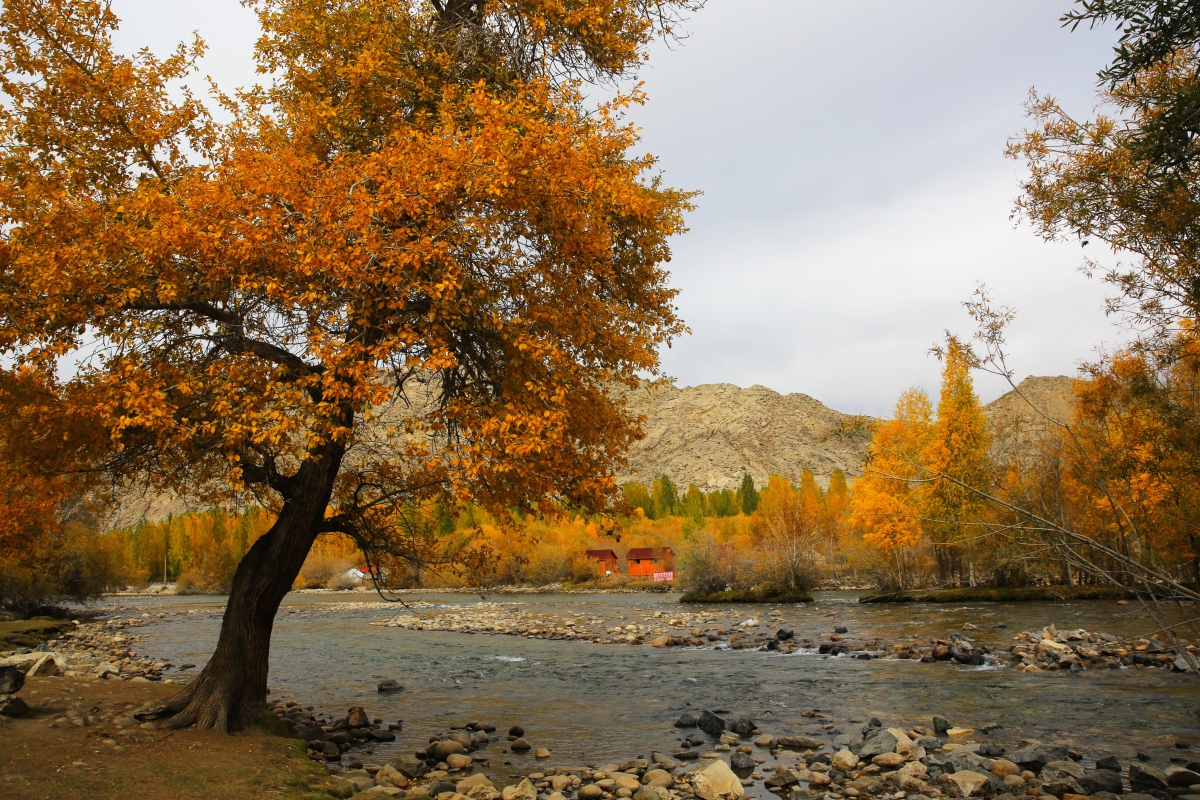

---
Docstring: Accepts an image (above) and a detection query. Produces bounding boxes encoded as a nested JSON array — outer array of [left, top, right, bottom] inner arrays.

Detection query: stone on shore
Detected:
[[457, 774, 495, 791], [375, 765, 409, 787], [345, 707, 370, 728], [0, 665, 25, 694], [940, 770, 990, 797], [501, 778, 537, 800], [446, 753, 472, 770], [1129, 764, 1170, 793], [830, 748, 859, 772], [643, 769, 675, 788], [578, 785, 604, 800], [688, 759, 745, 800]]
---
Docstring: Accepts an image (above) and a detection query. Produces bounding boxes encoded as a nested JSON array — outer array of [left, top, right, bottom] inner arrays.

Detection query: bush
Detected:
[[295, 554, 356, 590]]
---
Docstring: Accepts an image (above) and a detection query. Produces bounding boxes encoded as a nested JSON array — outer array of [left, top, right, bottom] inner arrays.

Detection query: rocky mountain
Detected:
[[982, 375, 1077, 461], [615, 382, 871, 491], [615, 376, 1081, 492]]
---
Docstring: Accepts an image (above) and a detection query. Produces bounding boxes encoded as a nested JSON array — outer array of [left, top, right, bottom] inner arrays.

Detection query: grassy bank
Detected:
[[0, 616, 76, 649], [679, 587, 813, 604], [858, 585, 1136, 603], [0, 677, 350, 800]]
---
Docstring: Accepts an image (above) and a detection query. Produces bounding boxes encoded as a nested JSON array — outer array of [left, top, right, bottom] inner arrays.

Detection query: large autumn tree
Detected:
[[0, 0, 697, 731]]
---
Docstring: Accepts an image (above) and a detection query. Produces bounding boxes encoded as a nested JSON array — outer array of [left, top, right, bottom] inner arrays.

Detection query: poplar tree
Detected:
[[923, 338, 992, 585], [738, 472, 759, 514]]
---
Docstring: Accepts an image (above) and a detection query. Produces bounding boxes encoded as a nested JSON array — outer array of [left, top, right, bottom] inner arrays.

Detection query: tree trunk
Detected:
[[142, 446, 343, 732]]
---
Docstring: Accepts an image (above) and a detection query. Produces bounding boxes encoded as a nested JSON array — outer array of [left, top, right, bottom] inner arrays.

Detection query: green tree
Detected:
[[651, 475, 680, 518], [621, 482, 656, 519], [705, 489, 739, 518], [738, 472, 759, 514], [682, 484, 705, 522]]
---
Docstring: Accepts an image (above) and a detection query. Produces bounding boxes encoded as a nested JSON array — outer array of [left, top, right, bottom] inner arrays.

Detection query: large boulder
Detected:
[[395, 756, 428, 778], [375, 765, 409, 788], [1129, 764, 1170, 794], [1081, 769, 1124, 796], [940, 770, 990, 798], [1041, 761, 1086, 797], [1167, 766, 1200, 787], [433, 740, 468, 760], [643, 769, 674, 788], [345, 707, 370, 728], [831, 749, 859, 772], [0, 665, 24, 694], [26, 653, 60, 678], [688, 759, 746, 800], [1041, 762, 1085, 784], [729, 752, 755, 772], [445, 731, 474, 749], [858, 728, 913, 759], [612, 774, 642, 793], [730, 718, 756, 736], [698, 711, 726, 737], [501, 779, 537, 800], [1010, 744, 1070, 773]]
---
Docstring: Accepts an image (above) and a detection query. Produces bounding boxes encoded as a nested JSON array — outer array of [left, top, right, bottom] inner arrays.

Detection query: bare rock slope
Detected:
[[983, 375, 1076, 461], [617, 376, 1080, 492], [615, 382, 871, 491]]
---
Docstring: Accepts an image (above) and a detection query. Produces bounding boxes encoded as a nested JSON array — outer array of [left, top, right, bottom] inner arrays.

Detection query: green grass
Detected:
[[679, 587, 813, 604], [858, 585, 1136, 603], [0, 616, 76, 649]]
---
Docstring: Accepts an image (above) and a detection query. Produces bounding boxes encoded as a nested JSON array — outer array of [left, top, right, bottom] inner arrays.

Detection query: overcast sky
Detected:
[[112, 1, 1124, 416]]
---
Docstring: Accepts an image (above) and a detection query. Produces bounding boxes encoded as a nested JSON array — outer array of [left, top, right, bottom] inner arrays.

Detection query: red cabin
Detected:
[[584, 549, 620, 577], [625, 547, 675, 578]]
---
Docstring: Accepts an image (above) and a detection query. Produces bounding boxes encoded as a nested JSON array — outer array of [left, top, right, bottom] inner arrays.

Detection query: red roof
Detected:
[[625, 547, 674, 560], [584, 549, 619, 561]]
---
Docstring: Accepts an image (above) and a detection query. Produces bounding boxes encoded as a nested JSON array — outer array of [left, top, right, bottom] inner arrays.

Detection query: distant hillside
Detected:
[[982, 375, 1077, 461], [615, 382, 871, 491], [616, 376, 1081, 492]]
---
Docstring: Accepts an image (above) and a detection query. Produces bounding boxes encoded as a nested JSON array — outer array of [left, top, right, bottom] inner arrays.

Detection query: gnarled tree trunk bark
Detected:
[[141, 446, 344, 732]]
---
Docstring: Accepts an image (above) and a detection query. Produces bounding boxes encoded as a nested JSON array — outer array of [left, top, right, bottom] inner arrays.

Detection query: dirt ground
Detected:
[[0, 676, 348, 800]]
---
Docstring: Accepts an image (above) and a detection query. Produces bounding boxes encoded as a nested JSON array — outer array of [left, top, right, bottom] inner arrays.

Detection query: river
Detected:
[[100, 590, 1197, 786]]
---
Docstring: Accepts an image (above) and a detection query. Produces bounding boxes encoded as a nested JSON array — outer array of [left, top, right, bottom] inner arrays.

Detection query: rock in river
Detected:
[[730, 752, 755, 772], [777, 735, 824, 751], [698, 711, 726, 737], [377, 679, 403, 693], [730, 718, 756, 736], [675, 714, 698, 728], [345, 707, 371, 728]]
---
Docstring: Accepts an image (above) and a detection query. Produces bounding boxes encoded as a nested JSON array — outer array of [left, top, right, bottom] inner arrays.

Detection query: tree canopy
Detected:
[[0, 0, 698, 730]]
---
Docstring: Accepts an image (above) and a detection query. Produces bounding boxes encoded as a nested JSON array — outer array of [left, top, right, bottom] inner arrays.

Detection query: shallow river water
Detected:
[[105, 590, 1198, 781]]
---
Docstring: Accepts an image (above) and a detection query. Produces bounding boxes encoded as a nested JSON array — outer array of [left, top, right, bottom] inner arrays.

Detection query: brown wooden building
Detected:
[[625, 547, 675, 578], [584, 549, 620, 577]]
